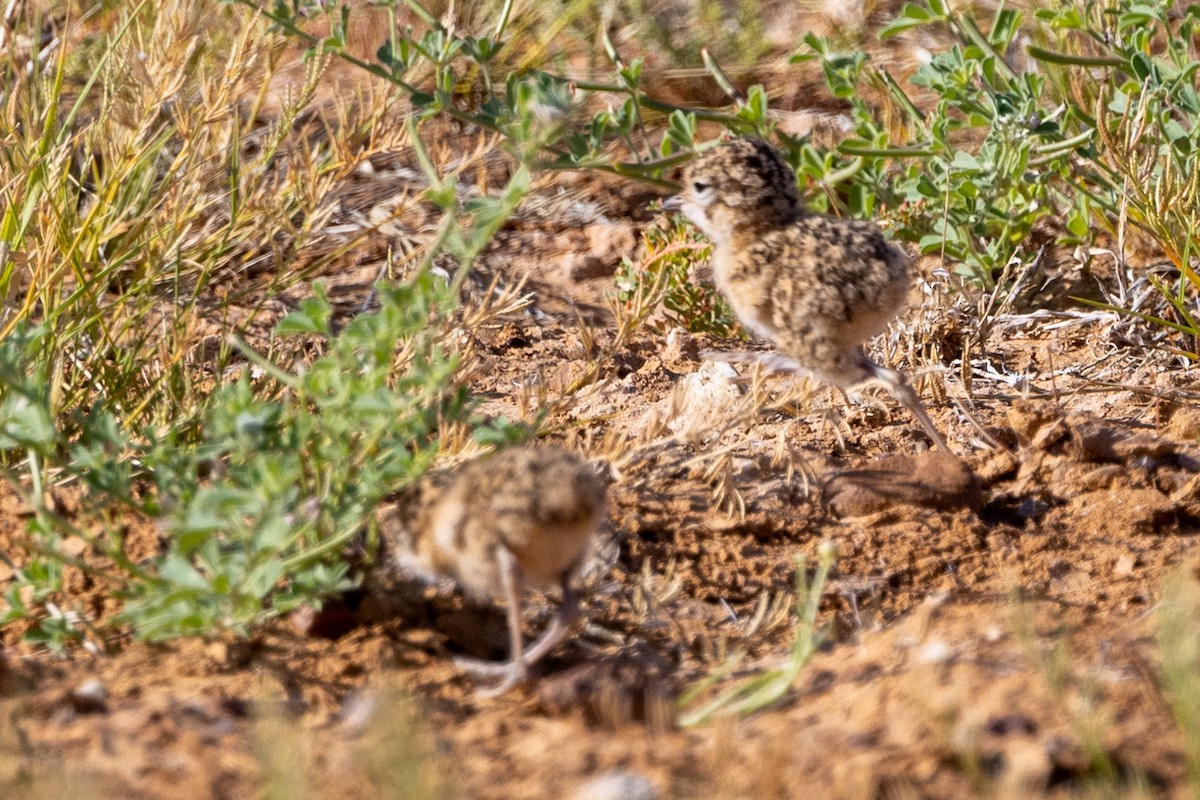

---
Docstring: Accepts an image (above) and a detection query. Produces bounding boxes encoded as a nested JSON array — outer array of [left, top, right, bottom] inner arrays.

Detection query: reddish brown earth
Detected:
[[3, 200, 1200, 798], [5, 4, 1200, 799]]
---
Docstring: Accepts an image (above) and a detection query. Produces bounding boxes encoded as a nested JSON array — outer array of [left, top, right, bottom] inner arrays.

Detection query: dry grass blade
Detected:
[[0, 1, 355, 433], [678, 543, 836, 726]]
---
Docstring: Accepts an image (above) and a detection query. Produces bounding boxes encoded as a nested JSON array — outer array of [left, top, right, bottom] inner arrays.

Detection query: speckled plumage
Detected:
[[666, 137, 947, 450], [389, 445, 606, 695]]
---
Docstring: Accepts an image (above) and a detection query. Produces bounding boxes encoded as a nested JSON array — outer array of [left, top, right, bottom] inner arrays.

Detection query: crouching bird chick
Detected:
[[664, 137, 948, 451], [392, 445, 606, 696]]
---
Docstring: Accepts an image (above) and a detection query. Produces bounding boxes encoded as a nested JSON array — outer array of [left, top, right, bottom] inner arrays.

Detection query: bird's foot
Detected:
[[453, 656, 529, 697]]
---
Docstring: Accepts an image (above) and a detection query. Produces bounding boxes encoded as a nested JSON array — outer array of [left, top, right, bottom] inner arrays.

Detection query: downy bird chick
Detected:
[[664, 137, 948, 451], [389, 445, 606, 695]]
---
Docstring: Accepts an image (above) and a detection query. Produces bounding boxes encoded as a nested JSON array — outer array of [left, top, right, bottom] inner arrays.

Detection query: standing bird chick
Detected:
[[664, 137, 948, 451], [390, 445, 606, 696]]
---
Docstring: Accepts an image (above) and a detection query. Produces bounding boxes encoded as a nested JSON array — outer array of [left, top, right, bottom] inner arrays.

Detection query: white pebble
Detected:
[[572, 771, 659, 800]]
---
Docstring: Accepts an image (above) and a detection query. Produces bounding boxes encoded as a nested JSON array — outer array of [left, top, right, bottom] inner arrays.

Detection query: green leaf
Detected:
[[1066, 210, 1089, 239], [158, 555, 211, 591], [277, 284, 333, 336], [0, 393, 55, 448], [241, 559, 285, 597], [879, 3, 933, 40]]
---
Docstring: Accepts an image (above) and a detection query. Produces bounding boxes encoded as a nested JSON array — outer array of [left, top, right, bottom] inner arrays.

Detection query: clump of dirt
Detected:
[[822, 450, 984, 517]]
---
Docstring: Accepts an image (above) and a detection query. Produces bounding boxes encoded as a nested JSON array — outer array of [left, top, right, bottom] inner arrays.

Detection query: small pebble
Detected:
[[70, 678, 108, 713], [916, 639, 954, 666], [572, 770, 659, 800], [338, 690, 378, 735]]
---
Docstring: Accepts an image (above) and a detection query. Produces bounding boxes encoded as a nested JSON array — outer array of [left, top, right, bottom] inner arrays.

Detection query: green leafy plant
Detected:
[[0, 0, 556, 646], [0, 269, 526, 641], [615, 219, 740, 338], [0, 2, 345, 436], [789, 5, 1091, 287], [785, 0, 1200, 349], [1032, 1, 1200, 355], [120, 275, 469, 638]]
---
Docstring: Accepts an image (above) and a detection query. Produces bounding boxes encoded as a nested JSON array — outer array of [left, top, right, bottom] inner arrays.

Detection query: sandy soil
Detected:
[[3, 188, 1200, 797], [4, 4, 1200, 799]]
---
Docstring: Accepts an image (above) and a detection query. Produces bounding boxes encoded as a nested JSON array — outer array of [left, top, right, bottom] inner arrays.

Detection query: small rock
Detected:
[[1076, 486, 1176, 537], [664, 361, 743, 440], [974, 448, 1019, 485], [1079, 464, 1124, 491], [70, 678, 108, 713], [822, 451, 983, 517], [205, 641, 229, 664], [915, 639, 955, 665], [1007, 400, 1067, 448], [1172, 474, 1200, 518], [1071, 418, 1175, 464], [290, 606, 317, 636], [636, 356, 663, 375], [1165, 405, 1200, 442], [338, 690, 378, 735], [572, 771, 659, 800], [1114, 553, 1138, 576], [662, 328, 700, 365], [59, 536, 89, 558]]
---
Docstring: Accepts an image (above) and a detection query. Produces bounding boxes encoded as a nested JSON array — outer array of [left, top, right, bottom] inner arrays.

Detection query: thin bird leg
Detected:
[[863, 358, 950, 452], [455, 546, 530, 696], [520, 577, 581, 666]]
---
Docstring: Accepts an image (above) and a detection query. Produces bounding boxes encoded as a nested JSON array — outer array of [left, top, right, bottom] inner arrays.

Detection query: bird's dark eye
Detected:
[[693, 181, 709, 192]]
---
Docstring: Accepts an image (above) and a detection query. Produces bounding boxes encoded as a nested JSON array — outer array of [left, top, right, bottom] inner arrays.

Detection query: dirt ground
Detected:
[[4, 172, 1200, 797], [5, 5, 1200, 800]]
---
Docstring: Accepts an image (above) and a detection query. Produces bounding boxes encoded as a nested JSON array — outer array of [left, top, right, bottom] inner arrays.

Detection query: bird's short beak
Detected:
[[661, 195, 683, 212]]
